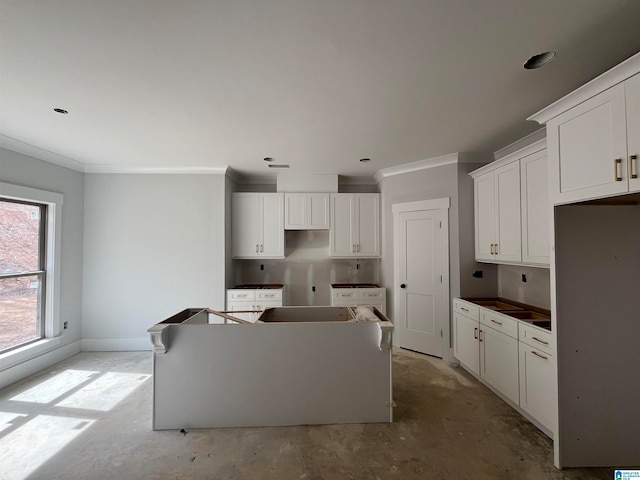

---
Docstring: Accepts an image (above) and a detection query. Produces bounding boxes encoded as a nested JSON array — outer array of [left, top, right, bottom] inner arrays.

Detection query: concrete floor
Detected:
[[0, 349, 612, 480]]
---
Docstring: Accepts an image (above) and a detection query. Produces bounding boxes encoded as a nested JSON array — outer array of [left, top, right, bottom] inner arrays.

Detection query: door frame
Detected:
[[392, 198, 451, 362]]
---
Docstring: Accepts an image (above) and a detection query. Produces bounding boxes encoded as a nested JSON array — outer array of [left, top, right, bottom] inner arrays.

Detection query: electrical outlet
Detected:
[[260, 264, 264, 271], [63, 321, 68, 329], [521, 274, 527, 283], [311, 286, 316, 293]]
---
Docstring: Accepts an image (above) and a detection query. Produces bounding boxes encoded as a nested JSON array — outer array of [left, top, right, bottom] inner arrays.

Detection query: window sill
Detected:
[[0, 337, 62, 372]]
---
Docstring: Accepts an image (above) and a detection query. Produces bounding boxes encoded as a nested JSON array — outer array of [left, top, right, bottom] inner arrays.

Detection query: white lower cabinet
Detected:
[[518, 323, 555, 433], [453, 298, 555, 437], [331, 288, 386, 315], [226, 288, 284, 323], [480, 324, 519, 405]]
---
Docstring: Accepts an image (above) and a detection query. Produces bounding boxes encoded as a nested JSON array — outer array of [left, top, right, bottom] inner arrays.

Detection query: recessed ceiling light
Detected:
[[263, 157, 274, 162], [53, 108, 69, 114], [267, 164, 290, 169], [360, 158, 371, 162], [524, 51, 556, 69]]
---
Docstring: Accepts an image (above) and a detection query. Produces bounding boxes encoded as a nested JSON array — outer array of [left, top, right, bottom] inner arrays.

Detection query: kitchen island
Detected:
[[147, 306, 393, 430]]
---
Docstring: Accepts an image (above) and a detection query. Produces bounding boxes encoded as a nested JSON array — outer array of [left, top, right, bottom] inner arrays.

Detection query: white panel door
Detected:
[[521, 150, 550, 265], [626, 73, 640, 193], [232, 194, 260, 258], [480, 326, 519, 404], [494, 162, 522, 262], [356, 194, 380, 256], [330, 194, 356, 257], [397, 209, 445, 357], [453, 313, 479, 375], [260, 193, 284, 257], [474, 172, 496, 261]]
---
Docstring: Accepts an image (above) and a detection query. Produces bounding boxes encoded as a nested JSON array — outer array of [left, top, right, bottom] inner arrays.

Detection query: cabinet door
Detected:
[[519, 345, 555, 432], [355, 194, 380, 256], [232, 194, 260, 258], [260, 194, 284, 257], [626, 73, 640, 193], [284, 193, 306, 229], [480, 325, 519, 405], [474, 172, 496, 261], [330, 194, 356, 257], [307, 193, 330, 229], [453, 313, 480, 375], [227, 302, 257, 323], [520, 150, 550, 265], [494, 162, 522, 263], [547, 83, 628, 204]]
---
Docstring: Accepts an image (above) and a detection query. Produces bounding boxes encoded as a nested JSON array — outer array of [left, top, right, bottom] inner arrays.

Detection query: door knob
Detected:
[[400, 284, 406, 289]]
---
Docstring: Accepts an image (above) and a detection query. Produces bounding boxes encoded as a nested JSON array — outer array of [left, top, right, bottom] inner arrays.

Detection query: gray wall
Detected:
[[497, 264, 550, 309], [82, 173, 227, 348], [0, 148, 85, 385], [379, 162, 497, 322]]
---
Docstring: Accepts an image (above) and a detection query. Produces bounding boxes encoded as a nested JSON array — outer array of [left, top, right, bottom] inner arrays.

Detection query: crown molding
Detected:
[[84, 164, 228, 174], [493, 128, 546, 161], [528, 51, 640, 124], [0, 135, 86, 172], [374, 152, 491, 183]]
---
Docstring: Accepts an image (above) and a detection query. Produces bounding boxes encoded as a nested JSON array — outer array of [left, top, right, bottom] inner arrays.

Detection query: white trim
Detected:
[[82, 337, 151, 352], [469, 139, 546, 179], [84, 164, 229, 174], [0, 136, 86, 172], [528, 51, 640, 124], [392, 197, 450, 214], [0, 181, 64, 343], [494, 128, 546, 161], [0, 340, 81, 390], [392, 198, 452, 362], [375, 153, 460, 183]]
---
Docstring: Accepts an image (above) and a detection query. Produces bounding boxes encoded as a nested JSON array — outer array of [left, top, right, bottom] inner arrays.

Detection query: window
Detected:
[[0, 181, 63, 362], [0, 199, 47, 352]]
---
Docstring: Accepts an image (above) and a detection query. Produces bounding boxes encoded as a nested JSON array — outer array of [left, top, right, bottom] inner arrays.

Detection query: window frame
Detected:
[[0, 197, 47, 350], [0, 181, 63, 364]]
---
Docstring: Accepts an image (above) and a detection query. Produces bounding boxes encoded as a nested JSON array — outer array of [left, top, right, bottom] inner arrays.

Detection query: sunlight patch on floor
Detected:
[[56, 372, 150, 411], [11, 370, 98, 404], [0, 414, 95, 480]]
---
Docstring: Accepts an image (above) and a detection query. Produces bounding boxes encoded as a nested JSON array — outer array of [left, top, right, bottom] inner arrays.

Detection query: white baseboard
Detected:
[[81, 337, 151, 352], [0, 340, 82, 390]]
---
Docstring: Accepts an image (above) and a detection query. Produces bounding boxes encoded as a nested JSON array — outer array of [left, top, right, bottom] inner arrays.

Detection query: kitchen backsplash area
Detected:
[[233, 230, 380, 306], [497, 264, 550, 310]]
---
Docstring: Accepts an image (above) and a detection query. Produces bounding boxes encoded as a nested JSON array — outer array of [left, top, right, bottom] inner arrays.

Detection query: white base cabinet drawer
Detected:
[[330, 288, 386, 315]]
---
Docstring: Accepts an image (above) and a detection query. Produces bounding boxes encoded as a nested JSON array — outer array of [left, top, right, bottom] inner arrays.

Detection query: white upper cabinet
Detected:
[[284, 193, 330, 230], [626, 73, 640, 192], [546, 84, 628, 204], [330, 193, 380, 257], [529, 53, 640, 204], [472, 140, 549, 267], [521, 150, 550, 265], [474, 161, 522, 263], [232, 193, 284, 259]]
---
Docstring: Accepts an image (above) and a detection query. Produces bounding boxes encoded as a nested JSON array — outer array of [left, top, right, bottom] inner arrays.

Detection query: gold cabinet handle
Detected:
[[614, 158, 623, 181], [460, 307, 469, 312], [478, 329, 483, 342], [474, 327, 478, 339], [490, 243, 495, 255], [531, 350, 548, 360], [494, 243, 498, 255], [256, 244, 259, 253], [532, 336, 549, 345], [260, 244, 264, 252], [631, 155, 638, 179], [490, 318, 503, 326]]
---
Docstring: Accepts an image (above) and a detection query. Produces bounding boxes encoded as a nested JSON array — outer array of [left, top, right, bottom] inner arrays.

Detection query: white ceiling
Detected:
[[2, 1, 640, 181]]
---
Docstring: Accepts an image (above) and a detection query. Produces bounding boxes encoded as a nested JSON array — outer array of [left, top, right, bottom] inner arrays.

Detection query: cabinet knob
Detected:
[[400, 284, 406, 289]]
